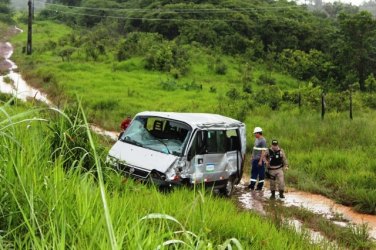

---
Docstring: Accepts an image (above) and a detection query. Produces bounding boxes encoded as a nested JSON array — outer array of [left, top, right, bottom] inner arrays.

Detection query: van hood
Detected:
[[108, 141, 178, 173]]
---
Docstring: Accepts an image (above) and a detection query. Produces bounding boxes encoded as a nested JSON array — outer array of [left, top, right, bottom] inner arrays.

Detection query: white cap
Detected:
[[253, 127, 263, 134]]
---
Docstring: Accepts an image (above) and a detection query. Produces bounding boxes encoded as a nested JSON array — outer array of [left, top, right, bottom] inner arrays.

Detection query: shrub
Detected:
[[253, 86, 282, 110], [209, 86, 217, 93], [144, 41, 190, 75], [257, 73, 276, 86], [58, 47, 76, 62], [181, 80, 202, 91], [92, 100, 119, 110], [362, 93, 376, 109], [226, 88, 241, 99], [365, 74, 376, 92], [243, 82, 252, 94], [214, 58, 227, 75], [160, 79, 178, 91]]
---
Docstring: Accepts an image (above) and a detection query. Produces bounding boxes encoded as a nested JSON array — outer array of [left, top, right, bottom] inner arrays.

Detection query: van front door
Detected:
[[187, 130, 231, 184]]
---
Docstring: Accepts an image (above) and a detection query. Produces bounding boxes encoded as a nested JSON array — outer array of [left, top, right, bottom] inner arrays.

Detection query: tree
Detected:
[[337, 11, 376, 91]]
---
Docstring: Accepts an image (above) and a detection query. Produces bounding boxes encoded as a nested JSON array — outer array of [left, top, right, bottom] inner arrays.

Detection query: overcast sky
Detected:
[[324, 0, 365, 5], [296, 0, 366, 6]]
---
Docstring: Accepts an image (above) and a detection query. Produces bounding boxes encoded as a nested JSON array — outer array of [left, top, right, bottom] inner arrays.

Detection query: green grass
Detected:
[[0, 101, 321, 249]]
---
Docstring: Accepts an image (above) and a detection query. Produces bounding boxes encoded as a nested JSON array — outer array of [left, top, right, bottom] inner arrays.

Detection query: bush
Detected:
[[253, 86, 282, 110], [362, 93, 376, 109], [92, 100, 119, 110], [209, 86, 217, 93], [365, 74, 376, 93], [243, 82, 252, 94], [214, 58, 227, 75], [257, 73, 276, 86], [144, 42, 190, 75], [160, 79, 178, 91], [181, 80, 202, 91]]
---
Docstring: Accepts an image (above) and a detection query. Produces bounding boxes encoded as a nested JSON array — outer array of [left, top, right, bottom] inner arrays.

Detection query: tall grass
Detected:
[[0, 101, 320, 249]]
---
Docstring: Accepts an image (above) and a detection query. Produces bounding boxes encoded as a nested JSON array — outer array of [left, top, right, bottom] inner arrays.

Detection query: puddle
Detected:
[[1, 26, 376, 242], [233, 181, 267, 216], [235, 182, 376, 241], [287, 219, 327, 244], [283, 189, 376, 240], [0, 40, 52, 105], [90, 125, 118, 141]]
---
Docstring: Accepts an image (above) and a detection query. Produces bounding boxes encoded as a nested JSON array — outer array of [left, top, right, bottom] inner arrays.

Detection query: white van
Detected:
[[107, 111, 246, 196]]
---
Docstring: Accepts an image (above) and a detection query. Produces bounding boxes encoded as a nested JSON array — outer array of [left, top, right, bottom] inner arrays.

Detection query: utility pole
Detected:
[[321, 91, 325, 120], [27, 0, 32, 55], [349, 88, 353, 120]]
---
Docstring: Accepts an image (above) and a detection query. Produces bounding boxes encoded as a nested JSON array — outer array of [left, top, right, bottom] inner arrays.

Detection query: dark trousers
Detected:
[[249, 159, 265, 190]]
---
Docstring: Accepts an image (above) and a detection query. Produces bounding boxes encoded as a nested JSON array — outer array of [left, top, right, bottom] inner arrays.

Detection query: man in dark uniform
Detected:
[[265, 139, 289, 199]]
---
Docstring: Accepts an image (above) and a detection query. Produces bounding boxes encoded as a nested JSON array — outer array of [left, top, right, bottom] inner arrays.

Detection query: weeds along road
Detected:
[[1, 29, 376, 245]]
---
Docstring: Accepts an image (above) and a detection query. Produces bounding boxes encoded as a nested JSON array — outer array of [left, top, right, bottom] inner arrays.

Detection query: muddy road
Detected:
[[1, 27, 376, 244]]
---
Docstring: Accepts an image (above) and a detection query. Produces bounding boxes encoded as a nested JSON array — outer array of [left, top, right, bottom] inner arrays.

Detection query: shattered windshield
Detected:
[[120, 116, 192, 156]]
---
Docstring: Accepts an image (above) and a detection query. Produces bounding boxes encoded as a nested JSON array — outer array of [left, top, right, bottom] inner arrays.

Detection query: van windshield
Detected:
[[119, 116, 192, 156]]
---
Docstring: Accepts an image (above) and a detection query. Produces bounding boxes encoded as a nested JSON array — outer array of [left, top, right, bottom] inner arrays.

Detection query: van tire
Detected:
[[219, 176, 235, 197]]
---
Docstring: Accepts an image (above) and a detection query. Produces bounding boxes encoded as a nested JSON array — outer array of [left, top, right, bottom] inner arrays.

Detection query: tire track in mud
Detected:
[[1, 27, 376, 244]]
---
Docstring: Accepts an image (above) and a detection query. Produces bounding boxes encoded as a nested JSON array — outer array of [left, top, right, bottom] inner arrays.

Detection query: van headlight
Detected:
[[106, 155, 118, 166]]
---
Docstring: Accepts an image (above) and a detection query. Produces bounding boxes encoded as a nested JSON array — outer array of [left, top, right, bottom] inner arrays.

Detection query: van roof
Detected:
[[136, 111, 244, 129]]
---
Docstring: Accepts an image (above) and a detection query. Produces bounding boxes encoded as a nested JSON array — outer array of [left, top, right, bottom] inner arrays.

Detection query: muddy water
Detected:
[[1, 28, 376, 242], [283, 189, 376, 240], [0, 41, 52, 105], [236, 182, 376, 240]]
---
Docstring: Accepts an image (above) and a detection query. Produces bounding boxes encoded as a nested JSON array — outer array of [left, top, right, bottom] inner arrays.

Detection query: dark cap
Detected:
[[272, 139, 278, 145]]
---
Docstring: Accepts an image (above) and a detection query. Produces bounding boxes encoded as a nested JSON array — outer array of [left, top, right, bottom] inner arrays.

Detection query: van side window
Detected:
[[189, 130, 233, 158], [226, 129, 240, 151], [206, 130, 226, 153]]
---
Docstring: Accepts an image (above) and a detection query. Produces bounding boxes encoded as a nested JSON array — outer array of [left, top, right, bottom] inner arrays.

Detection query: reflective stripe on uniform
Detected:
[[253, 147, 268, 150], [250, 179, 257, 182], [258, 180, 264, 183]]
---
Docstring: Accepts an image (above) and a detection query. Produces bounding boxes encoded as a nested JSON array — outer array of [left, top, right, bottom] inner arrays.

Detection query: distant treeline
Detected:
[[0, 0, 12, 23], [21, 0, 376, 93]]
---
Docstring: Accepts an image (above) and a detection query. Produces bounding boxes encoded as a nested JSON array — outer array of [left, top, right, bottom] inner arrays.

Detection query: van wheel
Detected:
[[220, 177, 235, 197]]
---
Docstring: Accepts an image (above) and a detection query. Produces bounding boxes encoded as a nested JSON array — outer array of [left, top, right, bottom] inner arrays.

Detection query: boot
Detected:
[[279, 190, 285, 199], [270, 191, 276, 200]]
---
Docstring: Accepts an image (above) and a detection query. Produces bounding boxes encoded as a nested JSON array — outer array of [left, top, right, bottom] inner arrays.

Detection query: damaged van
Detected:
[[107, 111, 246, 196]]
